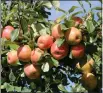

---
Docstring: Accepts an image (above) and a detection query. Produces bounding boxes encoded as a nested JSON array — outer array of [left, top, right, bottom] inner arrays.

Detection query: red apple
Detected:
[[37, 35, 53, 50], [72, 16, 83, 26], [71, 43, 85, 59], [7, 50, 18, 65], [51, 24, 64, 39], [51, 42, 69, 60], [17, 45, 31, 62], [24, 64, 40, 79], [31, 48, 44, 65], [65, 27, 82, 45], [2, 25, 14, 40]]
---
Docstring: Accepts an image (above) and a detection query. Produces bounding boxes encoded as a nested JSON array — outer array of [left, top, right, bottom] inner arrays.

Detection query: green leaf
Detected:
[[55, 14, 66, 23], [69, 6, 79, 13], [42, 1, 52, 9], [21, 18, 28, 34], [55, 38, 65, 47], [51, 1, 60, 9], [92, 7, 102, 10], [21, 87, 31, 92], [51, 57, 59, 67], [41, 62, 49, 72], [56, 7, 67, 14], [71, 11, 83, 16], [97, 12, 102, 19], [14, 86, 22, 92], [5, 41, 19, 50], [65, 20, 75, 28], [58, 84, 68, 92], [4, 83, 14, 92], [60, 24, 68, 31], [30, 82, 36, 89], [9, 70, 16, 82], [11, 29, 19, 42], [86, 20, 95, 33]]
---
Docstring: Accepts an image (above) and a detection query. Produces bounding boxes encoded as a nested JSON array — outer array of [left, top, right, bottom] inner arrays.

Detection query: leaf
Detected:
[[41, 62, 49, 72], [69, 6, 79, 13], [55, 14, 66, 23], [60, 24, 68, 31], [51, 0, 60, 9], [42, 1, 52, 9], [55, 38, 65, 47], [3, 83, 14, 92], [9, 70, 16, 82], [11, 29, 19, 42], [51, 57, 59, 67], [14, 86, 21, 92], [92, 7, 102, 10], [65, 20, 75, 28], [30, 82, 36, 89], [21, 87, 31, 92], [58, 84, 68, 92], [5, 41, 19, 50], [71, 11, 83, 16], [86, 20, 95, 33], [56, 7, 67, 14], [21, 18, 28, 34]]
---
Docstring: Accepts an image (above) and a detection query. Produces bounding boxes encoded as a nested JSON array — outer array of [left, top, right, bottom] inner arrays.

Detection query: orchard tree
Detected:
[[1, 0, 102, 92]]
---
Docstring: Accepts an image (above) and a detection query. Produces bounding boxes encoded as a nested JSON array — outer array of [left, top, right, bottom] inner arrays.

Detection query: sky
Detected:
[[48, 1, 101, 20]]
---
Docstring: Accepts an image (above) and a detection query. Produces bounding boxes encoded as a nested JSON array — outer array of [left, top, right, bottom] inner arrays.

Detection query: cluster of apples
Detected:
[[2, 17, 97, 90]]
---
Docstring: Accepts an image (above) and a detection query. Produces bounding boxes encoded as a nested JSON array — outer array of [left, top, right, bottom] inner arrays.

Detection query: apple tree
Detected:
[[1, 0, 102, 92]]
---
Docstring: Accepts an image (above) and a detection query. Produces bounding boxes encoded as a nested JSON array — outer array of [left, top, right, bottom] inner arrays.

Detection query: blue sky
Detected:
[[48, 1, 101, 20]]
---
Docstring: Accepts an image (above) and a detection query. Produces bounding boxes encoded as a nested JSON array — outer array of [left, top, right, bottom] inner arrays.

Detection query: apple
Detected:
[[2, 25, 14, 40], [72, 16, 83, 26], [51, 24, 64, 39], [71, 43, 85, 59], [81, 73, 97, 90], [50, 42, 69, 60], [7, 50, 18, 65], [37, 35, 53, 50], [24, 64, 40, 79], [31, 48, 44, 65], [76, 56, 94, 74], [65, 27, 82, 45], [17, 45, 31, 62]]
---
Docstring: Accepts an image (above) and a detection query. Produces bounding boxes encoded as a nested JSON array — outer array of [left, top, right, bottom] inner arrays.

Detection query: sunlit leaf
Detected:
[[11, 29, 19, 42], [58, 84, 68, 92], [55, 38, 65, 47]]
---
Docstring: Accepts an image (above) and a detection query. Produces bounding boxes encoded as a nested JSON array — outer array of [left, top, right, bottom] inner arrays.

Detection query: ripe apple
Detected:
[[76, 56, 94, 74], [7, 50, 18, 65], [31, 48, 44, 65], [51, 24, 64, 39], [24, 64, 40, 79], [2, 25, 14, 40], [37, 35, 53, 50], [71, 43, 85, 59], [17, 45, 31, 62], [81, 73, 97, 90], [72, 16, 83, 26], [65, 27, 82, 45], [50, 42, 69, 60]]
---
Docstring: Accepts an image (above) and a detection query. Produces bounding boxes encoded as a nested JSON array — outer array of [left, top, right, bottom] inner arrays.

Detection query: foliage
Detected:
[[1, 0, 102, 92]]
